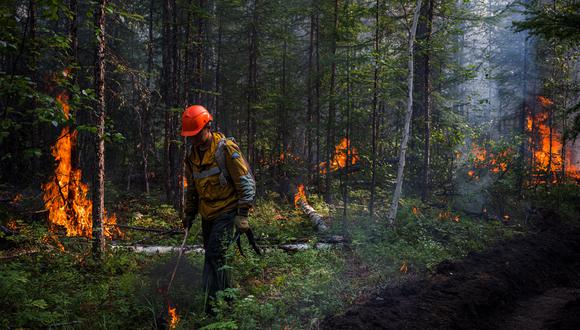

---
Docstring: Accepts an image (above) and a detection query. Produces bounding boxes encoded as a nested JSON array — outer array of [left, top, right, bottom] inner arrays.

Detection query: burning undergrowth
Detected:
[[42, 79, 122, 245], [526, 96, 580, 183]]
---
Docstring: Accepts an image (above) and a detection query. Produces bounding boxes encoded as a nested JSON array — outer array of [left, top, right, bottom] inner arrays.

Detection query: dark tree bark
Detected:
[[93, 0, 107, 255], [324, 0, 339, 203], [193, 0, 206, 104], [369, 0, 380, 219], [342, 46, 352, 226], [215, 13, 224, 132], [518, 37, 528, 193], [306, 2, 315, 165], [420, 0, 433, 202], [246, 0, 259, 169], [315, 5, 322, 191]]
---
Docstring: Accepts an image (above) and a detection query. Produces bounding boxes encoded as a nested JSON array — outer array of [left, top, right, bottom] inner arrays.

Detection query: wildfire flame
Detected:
[[526, 101, 580, 182], [400, 261, 408, 274], [438, 211, 460, 223], [538, 96, 554, 107], [412, 207, 420, 216], [294, 184, 307, 208], [42, 90, 120, 240], [168, 305, 179, 329], [469, 144, 509, 174], [320, 138, 359, 174]]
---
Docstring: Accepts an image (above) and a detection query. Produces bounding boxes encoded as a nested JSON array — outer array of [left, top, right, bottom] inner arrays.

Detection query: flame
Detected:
[[6, 219, 18, 231], [42, 90, 121, 240], [320, 138, 359, 174], [400, 261, 408, 274], [181, 175, 188, 188], [294, 184, 307, 208], [412, 207, 419, 215], [526, 106, 580, 182], [469, 144, 510, 174], [438, 211, 460, 223], [168, 305, 179, 329], [538, 96, 554, 107], [11, 193, 23, 203]]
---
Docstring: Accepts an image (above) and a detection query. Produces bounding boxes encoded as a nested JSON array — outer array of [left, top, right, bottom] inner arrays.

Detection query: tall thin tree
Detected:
[[387, 0, 422, 224], [93, 0, 107, 255]]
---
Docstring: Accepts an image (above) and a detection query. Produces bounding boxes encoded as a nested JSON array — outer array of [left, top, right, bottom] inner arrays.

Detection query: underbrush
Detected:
[[1, 190, 523, 329]]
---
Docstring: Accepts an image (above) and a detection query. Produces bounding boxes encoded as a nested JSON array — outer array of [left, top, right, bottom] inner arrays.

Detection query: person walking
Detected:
[[181, 105, 255, 312]]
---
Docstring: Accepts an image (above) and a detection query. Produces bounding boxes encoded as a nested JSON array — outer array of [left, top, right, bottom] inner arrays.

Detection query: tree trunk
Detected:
[[215, 13, 224, 132], [387, 0, 422, 225], [246, 0, 259, 169], [369, 0, 380, 219], [324, 0, 339, 203], [306, 3, 315, 164], [421, 0, 433, 202], [518, 37, 528, 193], [93, 0, 107, 256], [315, 6, 322, 191], [343, 46, 352, 227], [193, 0, 206, 104]]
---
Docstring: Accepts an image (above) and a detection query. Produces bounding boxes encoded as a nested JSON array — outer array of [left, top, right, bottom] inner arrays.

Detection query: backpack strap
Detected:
[[214, 138, 234, 186]]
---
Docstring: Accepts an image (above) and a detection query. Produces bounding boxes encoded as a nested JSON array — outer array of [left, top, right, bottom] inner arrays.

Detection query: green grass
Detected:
[[1, 190, 523, 329]]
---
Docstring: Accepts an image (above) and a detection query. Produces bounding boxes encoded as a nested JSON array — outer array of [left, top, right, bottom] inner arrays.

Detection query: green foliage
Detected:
[[513, 3, 580, 43]]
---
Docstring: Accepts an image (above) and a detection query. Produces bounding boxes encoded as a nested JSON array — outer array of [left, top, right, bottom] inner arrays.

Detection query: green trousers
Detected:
[[202, 209, 235, 308]]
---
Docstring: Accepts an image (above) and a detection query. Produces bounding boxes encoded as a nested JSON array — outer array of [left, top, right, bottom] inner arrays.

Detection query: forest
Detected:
[[1, 0, 579, 328]]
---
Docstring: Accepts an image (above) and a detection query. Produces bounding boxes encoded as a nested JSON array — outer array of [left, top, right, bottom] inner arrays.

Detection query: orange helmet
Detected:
[[181, 105, 213, 136]]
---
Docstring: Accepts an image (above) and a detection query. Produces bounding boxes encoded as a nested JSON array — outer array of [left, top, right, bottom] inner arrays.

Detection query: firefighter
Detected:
[[181, 105, 255, 311]]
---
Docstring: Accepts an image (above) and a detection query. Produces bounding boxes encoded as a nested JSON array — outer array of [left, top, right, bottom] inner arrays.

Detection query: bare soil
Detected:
[[323, 211, 580, 329]]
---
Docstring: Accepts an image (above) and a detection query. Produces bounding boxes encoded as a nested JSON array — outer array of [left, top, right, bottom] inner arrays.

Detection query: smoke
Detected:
[[452, 0, 537, 215]]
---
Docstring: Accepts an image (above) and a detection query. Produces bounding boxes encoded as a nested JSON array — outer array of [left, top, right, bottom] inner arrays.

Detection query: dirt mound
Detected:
[[323, 216, 580, 329]]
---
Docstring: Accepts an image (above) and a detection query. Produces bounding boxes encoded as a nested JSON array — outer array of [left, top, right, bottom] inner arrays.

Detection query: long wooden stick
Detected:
[[166, 228, 189, 292]]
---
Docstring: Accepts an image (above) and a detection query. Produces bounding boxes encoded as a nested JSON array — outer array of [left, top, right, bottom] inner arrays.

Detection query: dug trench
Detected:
[[323, 210, 580, 329]]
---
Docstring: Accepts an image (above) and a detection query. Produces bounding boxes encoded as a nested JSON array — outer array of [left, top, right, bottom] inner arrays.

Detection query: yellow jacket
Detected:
[[184, 132, 255, 220]]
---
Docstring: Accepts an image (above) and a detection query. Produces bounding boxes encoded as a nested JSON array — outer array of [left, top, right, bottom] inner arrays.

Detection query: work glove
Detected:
[[182, 214, 196, 230], [234, 215, 250, 233]]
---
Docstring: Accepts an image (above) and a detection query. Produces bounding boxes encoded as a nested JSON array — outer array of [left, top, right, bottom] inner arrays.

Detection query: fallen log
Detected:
[[256, 235, 346, 244], [111, 240, 345, 255], [297, 199, 328, 232], [112, 224, 184, 233]]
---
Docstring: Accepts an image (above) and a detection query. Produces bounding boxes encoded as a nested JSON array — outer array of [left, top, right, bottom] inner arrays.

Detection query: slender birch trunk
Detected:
[[386, 0, 422, 225]]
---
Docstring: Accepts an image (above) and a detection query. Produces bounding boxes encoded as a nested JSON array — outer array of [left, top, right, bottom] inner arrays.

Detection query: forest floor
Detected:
[[323, 210, 580, 329], [2, 184, 579, 329]]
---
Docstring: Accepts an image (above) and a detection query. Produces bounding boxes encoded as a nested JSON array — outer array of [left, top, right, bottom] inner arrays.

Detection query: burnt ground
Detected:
[[323, 212, 580, 329]]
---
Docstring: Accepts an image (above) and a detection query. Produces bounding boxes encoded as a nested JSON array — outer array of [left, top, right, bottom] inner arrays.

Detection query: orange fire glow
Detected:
[[294, 184, 307, 208], [400, 261, 408, 274], [538, 96, 554, 107], [168, 305, 179, 329], [6, 219, 18, 231], [320, 138, 359, 174], [42, 91, 120, 240], [526, 103, 580, 182], [469, 144, 510, 175]]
